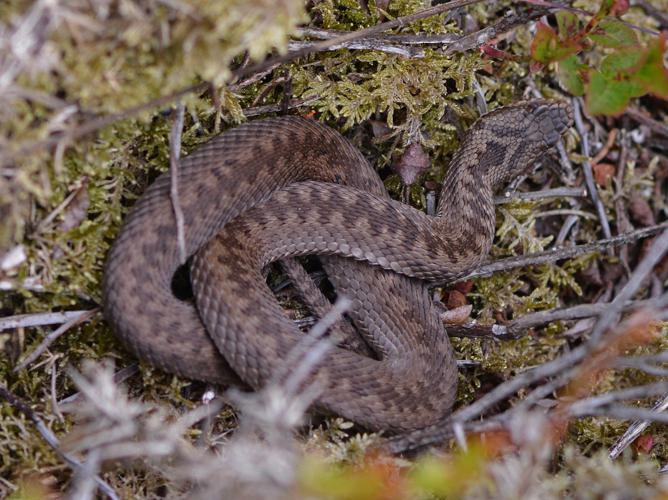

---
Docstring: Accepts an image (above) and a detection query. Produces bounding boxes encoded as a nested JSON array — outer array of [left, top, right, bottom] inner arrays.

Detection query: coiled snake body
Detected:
[[103, 101, 571, 432]]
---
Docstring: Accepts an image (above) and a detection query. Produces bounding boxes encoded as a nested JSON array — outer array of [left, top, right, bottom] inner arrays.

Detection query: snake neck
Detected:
[[435, 163, 496, 267]]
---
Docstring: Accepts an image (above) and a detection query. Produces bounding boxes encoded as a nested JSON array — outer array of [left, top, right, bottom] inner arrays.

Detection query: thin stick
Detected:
[[574, 406, 668, 424], [460, 223, 668, 281], [494, 187, 587, 204], [13, 309, 99, 372], [631, 0, 668, 28], [446, 297, 663, 339], [0, 309, 93, 331], [609, 394, 668, 459], [0, 385, 119, 500], [234, 0, 487, 80], [590, 128, 617, 165], [291, 7, 547, 58], [572, 98, 613, 244], [169, 103, 187, 264], [626, 107, 668, 138]]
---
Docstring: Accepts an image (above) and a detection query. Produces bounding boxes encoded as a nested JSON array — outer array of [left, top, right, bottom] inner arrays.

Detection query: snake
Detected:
[[103, 100, 572, 433]]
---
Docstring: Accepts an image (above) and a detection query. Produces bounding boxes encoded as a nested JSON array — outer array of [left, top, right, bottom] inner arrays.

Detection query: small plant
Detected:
[[529, 0, 668, 115]]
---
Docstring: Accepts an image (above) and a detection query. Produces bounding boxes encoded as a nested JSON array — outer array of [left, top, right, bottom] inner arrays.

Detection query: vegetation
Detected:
[[1, 0, 667, 498]]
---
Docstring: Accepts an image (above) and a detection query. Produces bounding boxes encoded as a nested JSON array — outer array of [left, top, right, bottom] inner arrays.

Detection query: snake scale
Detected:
[[103, 100, 572, 433]]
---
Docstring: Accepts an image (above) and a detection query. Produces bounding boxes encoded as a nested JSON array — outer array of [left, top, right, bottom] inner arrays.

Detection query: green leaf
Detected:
[[588, 18, 638, 48], [585, 71, 634, 115], [630, 33, 668, 98], [593, 0, 626, 20], [557, 55, 585, 96], [556, 10, 581, 39], [600, 51, 645, 97], [530, 22, 581, 63], [600, 49, 643, 76]]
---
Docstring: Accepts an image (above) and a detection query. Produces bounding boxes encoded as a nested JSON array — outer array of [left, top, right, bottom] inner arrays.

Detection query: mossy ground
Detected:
[[1, 0, 667, 498]]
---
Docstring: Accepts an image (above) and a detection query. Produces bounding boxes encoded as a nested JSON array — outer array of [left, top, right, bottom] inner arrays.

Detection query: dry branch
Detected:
[[0, 384, 119, 500], [0, 309, 94, 331], [169, 103, 187, 265], [572, 98, 613, 245], [13, 309, 99, 372], [461, 223, 668, 281]]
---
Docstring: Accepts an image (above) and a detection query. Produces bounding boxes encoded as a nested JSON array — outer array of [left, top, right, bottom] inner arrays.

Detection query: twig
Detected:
[[513, 294, 668, 415], [297, 27, 459, 45], [572, 98, 613, 244], [568, 382, 668, 414], [169, 103, 187, 264], [587, 230, 668, 344], [446, 297, 664, 339], [614, 129, 632, 272], [494, 187, 587, 204], [233, 0, 487, 80], [288, 38, 425, 58], [609, 393, 668, 459], [614, 352, 668, 376], [243, 97, 318, 117], [272, 297, 351, 389], [575, 406, 668, 424], [291, 7, 548, 58], [50, 360, 64, 422], [0, 309, 94, 331], [460, 223, 668, 281], [442, 7, 548, 55], [0, 385, 119, 500], [590, 128, 617, 165], [58, 364, 139, 406], [13, 309, 99, 372], [626, 107, 668, 138], [533, 209, 597, 220]]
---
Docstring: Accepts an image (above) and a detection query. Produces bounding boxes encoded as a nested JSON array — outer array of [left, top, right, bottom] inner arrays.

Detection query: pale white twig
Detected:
[[169, 102, 187, 264], [609, 394, 668, 459], [13, 309, 99, 372], [0, 309, 93, 331]]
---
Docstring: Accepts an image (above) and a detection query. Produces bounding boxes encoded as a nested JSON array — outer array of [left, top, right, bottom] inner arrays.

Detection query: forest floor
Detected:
[[1, 0, 668, 498]]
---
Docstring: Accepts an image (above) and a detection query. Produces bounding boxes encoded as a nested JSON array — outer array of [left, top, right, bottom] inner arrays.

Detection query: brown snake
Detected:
[[103, 101, 572, 434]]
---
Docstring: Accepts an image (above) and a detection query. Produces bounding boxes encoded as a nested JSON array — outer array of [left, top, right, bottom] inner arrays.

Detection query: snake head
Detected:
[[521, 99, 573, 149], [469, 100, 573, 188]]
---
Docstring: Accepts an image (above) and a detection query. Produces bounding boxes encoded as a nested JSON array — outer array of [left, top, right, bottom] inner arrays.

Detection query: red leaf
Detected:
[[480, 43, 515, 60], [593, 162, 616, 185], [634, 434, 654, 454], [531, 22, 581, 63], [446, 290, 468, 309]]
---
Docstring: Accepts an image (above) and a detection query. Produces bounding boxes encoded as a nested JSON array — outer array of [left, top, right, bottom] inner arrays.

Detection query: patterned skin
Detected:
[[104, 101, 572, 433]]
